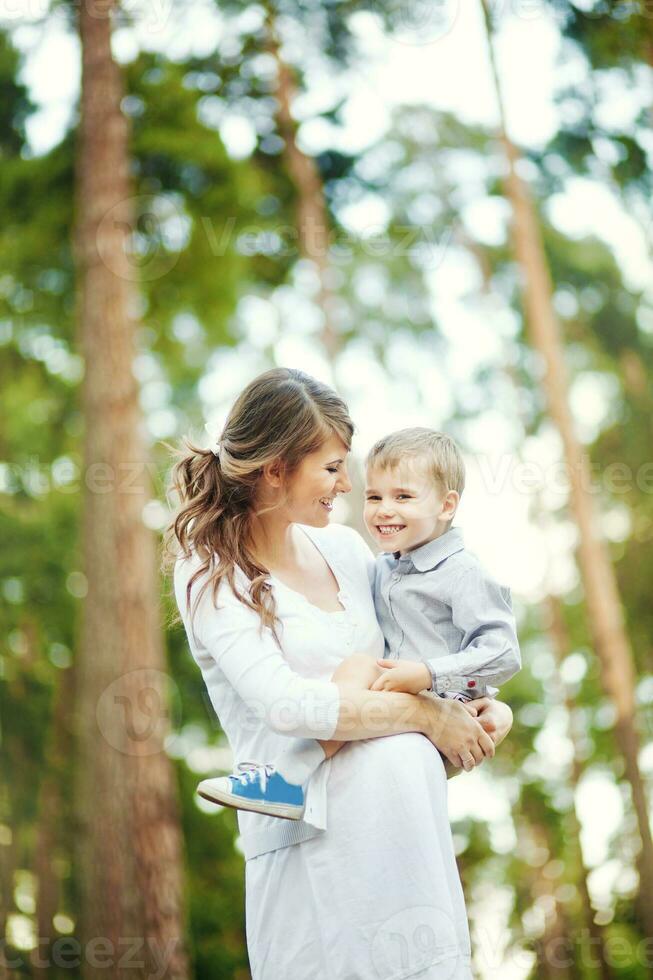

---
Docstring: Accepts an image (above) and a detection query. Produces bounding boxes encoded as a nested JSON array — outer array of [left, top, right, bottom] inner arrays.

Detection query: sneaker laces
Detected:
[[235, 761, 277, 792]]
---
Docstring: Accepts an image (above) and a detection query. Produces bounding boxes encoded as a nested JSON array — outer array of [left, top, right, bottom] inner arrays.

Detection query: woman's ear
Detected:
[[261, 457, 285, 489]]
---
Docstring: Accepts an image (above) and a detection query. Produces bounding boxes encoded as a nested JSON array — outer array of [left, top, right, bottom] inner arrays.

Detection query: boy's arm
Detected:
[[425, 563, 521, 699]]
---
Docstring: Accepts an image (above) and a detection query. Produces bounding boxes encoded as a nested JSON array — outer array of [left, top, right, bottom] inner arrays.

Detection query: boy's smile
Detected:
[[376, 523, 406, 537], [364, 460, 459, 555]]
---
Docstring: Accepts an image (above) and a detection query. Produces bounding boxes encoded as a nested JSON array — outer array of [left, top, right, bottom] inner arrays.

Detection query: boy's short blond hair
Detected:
[[365, 427, 465, 497]]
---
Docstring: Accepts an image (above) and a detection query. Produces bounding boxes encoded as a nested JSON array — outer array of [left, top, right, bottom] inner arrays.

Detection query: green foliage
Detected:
[[0, 30, 34, 156], [561, 0, 653, 73], [3, 3, 653, 975]]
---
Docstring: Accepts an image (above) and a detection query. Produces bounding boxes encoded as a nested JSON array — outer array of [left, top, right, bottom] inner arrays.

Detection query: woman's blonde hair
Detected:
[[162, 368, 354, 637]]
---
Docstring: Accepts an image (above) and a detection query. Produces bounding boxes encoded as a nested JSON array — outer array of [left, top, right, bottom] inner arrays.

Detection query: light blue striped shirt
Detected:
[[373, 526, 521, 699]]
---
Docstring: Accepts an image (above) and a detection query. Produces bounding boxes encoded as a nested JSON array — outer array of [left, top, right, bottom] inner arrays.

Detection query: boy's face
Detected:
[[364, 458, 459, 555]]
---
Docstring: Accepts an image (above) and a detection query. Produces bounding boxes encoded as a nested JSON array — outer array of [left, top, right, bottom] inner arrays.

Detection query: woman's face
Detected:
[[282, 433, 352, 526]]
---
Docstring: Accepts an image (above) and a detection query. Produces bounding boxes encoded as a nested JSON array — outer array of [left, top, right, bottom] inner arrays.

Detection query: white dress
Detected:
[[246, 732, 473, 979], [244, 541, 473, 979], [175, 523, 472, 979]]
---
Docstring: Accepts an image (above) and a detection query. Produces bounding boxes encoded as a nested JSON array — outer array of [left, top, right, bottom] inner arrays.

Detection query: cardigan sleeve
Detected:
[[175, 560, 341, 740]]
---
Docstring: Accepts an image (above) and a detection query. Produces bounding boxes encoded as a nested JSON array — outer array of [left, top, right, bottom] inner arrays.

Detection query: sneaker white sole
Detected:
[[197, 783, 305, 821]]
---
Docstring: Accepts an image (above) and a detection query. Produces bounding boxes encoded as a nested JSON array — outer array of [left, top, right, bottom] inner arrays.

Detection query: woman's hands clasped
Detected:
[[370, 658, 513, 773], [421, 696, 496, 772], [463, 697, 513, 746]]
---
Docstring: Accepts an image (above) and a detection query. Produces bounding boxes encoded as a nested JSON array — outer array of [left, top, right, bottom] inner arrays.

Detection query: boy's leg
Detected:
[[273, 738, 331, 785], [198, 654, 394, 818], [196, 654, 385, 819]]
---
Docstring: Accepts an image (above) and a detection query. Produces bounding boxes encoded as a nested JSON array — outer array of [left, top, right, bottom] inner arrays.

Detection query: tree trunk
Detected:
[[73, 2, 189, 976], [33, 666, 74, 958], [533, 899, 574, 980], [266, 17, 340, 361], [516, 813, 574, 980], [547, 597, 613, 980], [480, 0, 653, 938], [0, 780, 14, 947]]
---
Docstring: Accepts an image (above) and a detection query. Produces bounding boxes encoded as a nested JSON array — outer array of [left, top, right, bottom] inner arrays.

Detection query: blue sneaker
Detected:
[[197, 762, 306, 820]]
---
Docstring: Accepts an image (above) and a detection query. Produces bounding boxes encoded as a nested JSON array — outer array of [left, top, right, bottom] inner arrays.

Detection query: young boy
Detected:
[[198, 428, 520, 819]]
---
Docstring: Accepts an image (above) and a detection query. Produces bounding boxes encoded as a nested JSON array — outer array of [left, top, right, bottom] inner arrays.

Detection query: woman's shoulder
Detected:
[[173, 548, 244, 606], [300, 523, 376, 584], [174, 549, 257, 642], [300, 521, 368, 553], [173, 549, 207, 620], [173, 547, 208, 590], [175, 548, 252, 590]]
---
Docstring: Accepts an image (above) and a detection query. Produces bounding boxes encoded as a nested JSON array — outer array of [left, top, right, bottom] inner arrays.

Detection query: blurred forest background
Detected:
[[1, 0, 652, 977]]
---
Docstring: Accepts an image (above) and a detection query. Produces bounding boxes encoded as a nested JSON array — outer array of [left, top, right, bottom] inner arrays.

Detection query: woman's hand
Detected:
[[371, 659, 431, 695], [463, 697, 513, 748], [420, 695, 495, 772], [442, 698, 513, 778]]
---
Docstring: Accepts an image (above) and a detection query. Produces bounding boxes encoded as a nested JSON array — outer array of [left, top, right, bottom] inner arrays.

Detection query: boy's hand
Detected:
[[371, 659, 432, 695]]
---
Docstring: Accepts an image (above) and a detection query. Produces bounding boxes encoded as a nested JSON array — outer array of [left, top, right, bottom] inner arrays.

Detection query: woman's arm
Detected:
[[178, 564, 494, 764], [321, 652, 496, 769], [330, 685, 495, 768]]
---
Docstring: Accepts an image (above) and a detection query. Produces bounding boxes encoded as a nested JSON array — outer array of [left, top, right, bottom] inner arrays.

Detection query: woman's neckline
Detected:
[[267, 524, 347, 616]]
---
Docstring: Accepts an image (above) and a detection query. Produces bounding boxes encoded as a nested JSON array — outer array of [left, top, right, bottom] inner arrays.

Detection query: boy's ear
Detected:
[[440, 490, 460, 521]]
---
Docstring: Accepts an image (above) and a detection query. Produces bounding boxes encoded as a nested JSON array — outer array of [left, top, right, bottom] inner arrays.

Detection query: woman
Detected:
[[166, 368, 508, 979]]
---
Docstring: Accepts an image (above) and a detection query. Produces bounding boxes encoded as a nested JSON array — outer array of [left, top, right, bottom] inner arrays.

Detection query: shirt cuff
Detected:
[[425, 659, 489, 698]]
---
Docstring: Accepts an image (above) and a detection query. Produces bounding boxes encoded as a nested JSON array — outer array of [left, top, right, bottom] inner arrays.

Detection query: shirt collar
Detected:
[[394, 526, 464, 572]]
